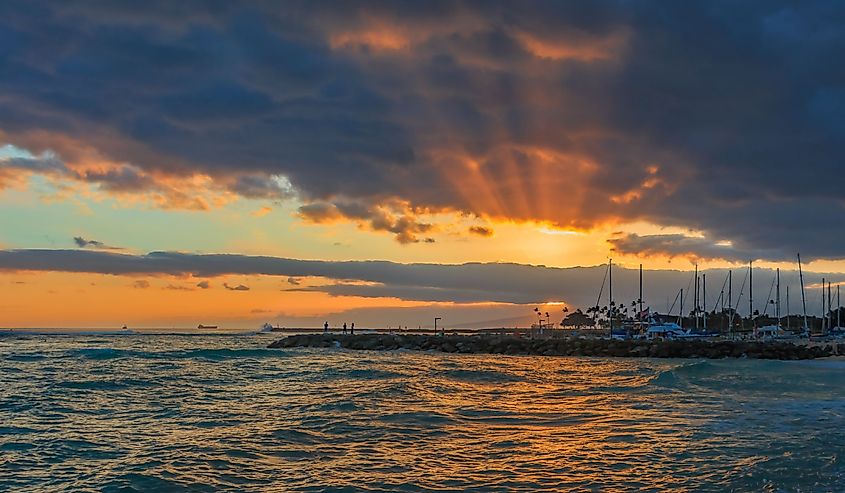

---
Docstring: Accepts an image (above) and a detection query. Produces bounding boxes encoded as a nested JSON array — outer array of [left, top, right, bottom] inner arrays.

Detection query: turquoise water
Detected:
[[2, 332, 845, 492]]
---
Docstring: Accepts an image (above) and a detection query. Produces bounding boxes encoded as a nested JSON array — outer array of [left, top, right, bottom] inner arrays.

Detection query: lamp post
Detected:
[[434, 317, 442, 336]]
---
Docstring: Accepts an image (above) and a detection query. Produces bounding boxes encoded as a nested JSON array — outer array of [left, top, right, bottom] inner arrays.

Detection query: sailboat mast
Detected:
[[798, 253, 809, 334], [749, 260, 753, 331], [828, 281, 832, 334], [786, 285, 790, 331], [822, 277, 826, 333], [679, 289, 684, 328], [608, 259, 613, 334], [728, 270, 733, 335], [703, 273, 707, 331], [694, 264, 699, 330], [776, 268, 781, 329]]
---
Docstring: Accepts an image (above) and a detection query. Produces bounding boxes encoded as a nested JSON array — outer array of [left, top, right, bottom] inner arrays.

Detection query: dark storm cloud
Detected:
[[228, 175, 295, 200], [1, 248, 842, 313], [81, 166, 155, 193], [608, 234, 791, 263], [1, 2, 845, 258]]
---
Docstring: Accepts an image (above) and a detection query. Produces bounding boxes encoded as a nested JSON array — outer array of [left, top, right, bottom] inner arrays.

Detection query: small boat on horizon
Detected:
[[197, 324, 218, 329]]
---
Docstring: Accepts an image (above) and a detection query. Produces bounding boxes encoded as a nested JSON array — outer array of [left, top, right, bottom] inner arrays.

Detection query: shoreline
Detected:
[[268, 333, 841, 360]]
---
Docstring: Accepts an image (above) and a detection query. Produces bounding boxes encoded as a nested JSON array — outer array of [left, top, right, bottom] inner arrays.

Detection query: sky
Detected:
[[1, 1, 844, 328]]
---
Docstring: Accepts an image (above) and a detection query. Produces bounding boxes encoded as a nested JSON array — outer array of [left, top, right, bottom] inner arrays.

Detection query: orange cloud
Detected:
[[512, 29, 629, 61], [609, 164, 681, 205], [325, 11, 485, 54], [330, 29, 410, 51], [298, 199, 437, 244], [0, 131, 250, 211], [251, 206, 273, 217]]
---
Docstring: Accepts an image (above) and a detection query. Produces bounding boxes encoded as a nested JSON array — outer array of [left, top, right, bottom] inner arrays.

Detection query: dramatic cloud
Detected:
[[1, 248, 840, 313], [1, 2, 844, 257], [298, 199, 435, 243], [229, 175, 295, 200], [223, 282, 250, 291], [132, 280, 150, 289], [608, 234, 797, 263], [286, 277, 301, 286], [196, 280, 211, 289], [0, 147, 65, 188]]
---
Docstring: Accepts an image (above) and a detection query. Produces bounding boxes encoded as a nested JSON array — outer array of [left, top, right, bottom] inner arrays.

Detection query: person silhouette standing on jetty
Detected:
[[324, 321, 328, 333], [351, 322, 355, 335], [343, 322, 347, 334]]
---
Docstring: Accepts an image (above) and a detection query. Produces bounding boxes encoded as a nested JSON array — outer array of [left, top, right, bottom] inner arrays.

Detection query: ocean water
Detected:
[[2, 332, 845, 492]]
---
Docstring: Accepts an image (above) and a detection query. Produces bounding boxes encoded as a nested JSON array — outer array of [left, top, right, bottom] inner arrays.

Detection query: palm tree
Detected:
[[533, 307, 543, 328]]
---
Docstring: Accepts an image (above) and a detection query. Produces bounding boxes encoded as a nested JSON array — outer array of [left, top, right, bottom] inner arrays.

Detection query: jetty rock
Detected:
[[268, 334, 839, 360]]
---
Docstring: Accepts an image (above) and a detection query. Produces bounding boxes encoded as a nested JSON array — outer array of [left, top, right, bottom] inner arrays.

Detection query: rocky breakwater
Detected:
[[268, 334, 838, 360]]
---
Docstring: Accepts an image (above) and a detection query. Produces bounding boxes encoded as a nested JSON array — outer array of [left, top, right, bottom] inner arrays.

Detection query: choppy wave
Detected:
[[166, 348, 290, 360], [2, 334, 845, 492], [3, 346, 290, 361], [441, 368, 528, 383]]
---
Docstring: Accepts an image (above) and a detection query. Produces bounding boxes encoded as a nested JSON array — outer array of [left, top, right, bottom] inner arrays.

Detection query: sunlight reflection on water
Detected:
[[2, 334, 845, 492]]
